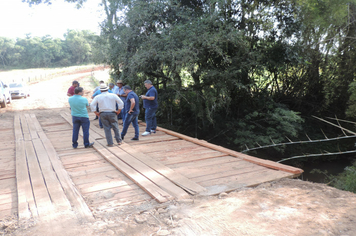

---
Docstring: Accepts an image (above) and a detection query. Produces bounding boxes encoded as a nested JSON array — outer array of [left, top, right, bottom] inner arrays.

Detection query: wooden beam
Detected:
[[60, 113, 172, 203], [119, 143, 206, 195], [29, 114, 94, 222], [14, 115, 38, 220], [155, 126, 304, 175], [99, 139, 190, 199]]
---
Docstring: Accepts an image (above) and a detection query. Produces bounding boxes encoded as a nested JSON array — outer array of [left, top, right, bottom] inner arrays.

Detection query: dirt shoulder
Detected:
[[1, 71, 356, 236]]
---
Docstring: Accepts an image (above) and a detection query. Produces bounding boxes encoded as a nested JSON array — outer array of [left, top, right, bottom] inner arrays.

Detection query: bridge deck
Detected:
[[0, 110, 302, 221]]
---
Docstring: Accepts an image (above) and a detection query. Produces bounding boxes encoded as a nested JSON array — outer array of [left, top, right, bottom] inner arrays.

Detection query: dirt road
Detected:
[[1, 71, 356, 236]]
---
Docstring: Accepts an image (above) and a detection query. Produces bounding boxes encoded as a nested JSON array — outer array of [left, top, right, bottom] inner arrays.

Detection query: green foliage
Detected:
[[0, 30, 98, 69], [331, 161, 356, 193]]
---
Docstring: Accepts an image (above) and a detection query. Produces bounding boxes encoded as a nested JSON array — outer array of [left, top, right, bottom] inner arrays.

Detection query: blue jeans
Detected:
[[145, 107, 157, 132], [121, 113, 139, 139], [100, 112, 121, 145], [72, 116, 90, 148]]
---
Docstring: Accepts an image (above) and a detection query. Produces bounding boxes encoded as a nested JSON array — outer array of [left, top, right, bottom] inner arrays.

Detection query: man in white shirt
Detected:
[[90, 84, 124, 147]]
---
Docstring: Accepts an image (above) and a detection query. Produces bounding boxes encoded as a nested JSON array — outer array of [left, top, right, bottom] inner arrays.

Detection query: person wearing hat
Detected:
[[115, 80, 127, 122], [92, 83, 114, 126], [90, 84, 124, 147], [68, 87, 94, 148]]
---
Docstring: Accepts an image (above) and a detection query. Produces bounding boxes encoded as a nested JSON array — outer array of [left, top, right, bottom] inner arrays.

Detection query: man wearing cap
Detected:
[[140, 80, 158, 136], [68, 87, 94, 148], [90, 84, 124, 147], [67, 80, 79, 97], [121, 85, 140, 141], [115, 80, 127, 122]]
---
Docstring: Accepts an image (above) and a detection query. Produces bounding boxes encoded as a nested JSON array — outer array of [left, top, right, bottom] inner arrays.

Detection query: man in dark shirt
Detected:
[[67, 81, 79, 97], [140, 80, 158, 136], [121, 85, 140, 141]]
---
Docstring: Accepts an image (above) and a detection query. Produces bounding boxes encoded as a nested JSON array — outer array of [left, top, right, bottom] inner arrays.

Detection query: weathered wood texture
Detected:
[[12, 113, 94, 222], [0, 115, 17, 219]]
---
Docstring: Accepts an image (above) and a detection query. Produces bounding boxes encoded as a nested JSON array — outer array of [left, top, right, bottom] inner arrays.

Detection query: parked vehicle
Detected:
[[0, 81, 11, 108], [8, 82, 30, 99]]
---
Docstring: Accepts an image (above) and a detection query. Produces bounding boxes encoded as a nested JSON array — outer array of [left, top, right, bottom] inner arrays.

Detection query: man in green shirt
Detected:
[[68, 87, 94, 148]]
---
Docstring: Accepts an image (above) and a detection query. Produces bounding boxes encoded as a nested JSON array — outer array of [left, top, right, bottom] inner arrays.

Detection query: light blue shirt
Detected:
[[93, 89, 113, 97], [68, 95, 89, 118]]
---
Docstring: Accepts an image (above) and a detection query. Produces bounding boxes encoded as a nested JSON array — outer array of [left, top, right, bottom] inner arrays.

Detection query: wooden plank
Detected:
[[0, 170, 16, 180], [125, 135, 179, 145], [67, 165, 117, 178], [30, 113, 94, 222], [88, 188, 146, 205], [19, 115, 31, 141], [133, 140, 198, 154], [94, 194, 152, 210], [0, 208, 17, 219], [119, 143, 206, 195], [173, 159, 248, 178], [72, 170, 131, 185], [193, 165, 266, 183], [0, 192, 17, 206], [24, 114, 39, 140], [63, 160, 108, 169], [61, 112, 172, 203], [157, 126, 304, 175], [79, 179, 132, 194], [201, 169, 297, 195], [83, 184, 141, 203], [99, 139, 189, 200], [31, 138, 72, 211], [60, 152, 103, 165], [57, 148, 94, 157], [24, 140, 54, 216], [92, 139, 172, 203], [0, 201, 18, 211], [14, 115, 37, 220], [159, 152, 229, 165], [168, 156, 244, 169]]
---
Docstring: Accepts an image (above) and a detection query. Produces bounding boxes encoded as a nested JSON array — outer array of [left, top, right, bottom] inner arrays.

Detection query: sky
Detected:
[[0, 0, 105, 39]]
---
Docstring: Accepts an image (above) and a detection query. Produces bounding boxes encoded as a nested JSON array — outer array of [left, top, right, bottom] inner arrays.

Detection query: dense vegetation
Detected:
[[0, 29, 98, 69], [21, 0, 356, 186]]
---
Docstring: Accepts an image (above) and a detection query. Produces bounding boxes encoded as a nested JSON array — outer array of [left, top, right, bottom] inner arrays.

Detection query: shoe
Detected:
[[107, 144, 114, 147], [150, 130, 156, 134], [85, 142, 94, 148], [73, 146, 77, 149], [94, 117, 98, 120], [121, 135, 124, 140], [142, 131, 151, 136], [100, 126, 103, 129], [131, 137, 139, 141]]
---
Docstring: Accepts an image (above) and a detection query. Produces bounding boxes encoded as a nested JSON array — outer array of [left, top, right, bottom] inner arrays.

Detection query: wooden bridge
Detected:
[[0, 110, 303, 222]]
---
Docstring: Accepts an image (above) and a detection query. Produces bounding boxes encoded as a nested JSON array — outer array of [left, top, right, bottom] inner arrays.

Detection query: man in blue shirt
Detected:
[[121, 85, 140, 141], [68, 87, 94, 149], [140, 80, 158, 136], [115, 80, 127, 121]]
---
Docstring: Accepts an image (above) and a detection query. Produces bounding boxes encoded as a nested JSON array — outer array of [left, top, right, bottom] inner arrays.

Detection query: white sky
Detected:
[[0, 0, 105, 39]]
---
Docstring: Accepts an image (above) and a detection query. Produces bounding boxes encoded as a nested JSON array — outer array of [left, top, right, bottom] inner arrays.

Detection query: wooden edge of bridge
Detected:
[[141, 124, 304, 175], [14, 113, 94, 222]]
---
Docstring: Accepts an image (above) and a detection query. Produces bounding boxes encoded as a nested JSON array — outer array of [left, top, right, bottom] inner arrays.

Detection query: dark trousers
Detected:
[[72, 116, 90, 148], [121, 113, 139, 139], [145, 107, 157, 132]]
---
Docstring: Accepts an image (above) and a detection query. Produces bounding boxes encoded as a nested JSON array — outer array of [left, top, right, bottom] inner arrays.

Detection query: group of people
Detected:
[[67, 79, 158, 148]]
